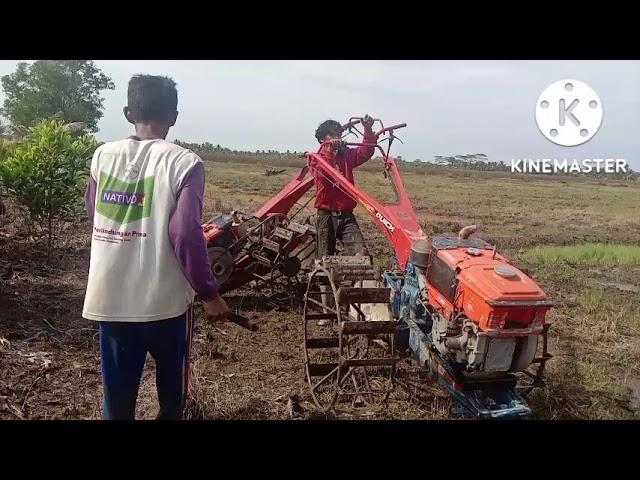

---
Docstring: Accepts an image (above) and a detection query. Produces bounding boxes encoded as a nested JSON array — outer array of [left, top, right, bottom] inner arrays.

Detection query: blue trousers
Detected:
[[99, 309, 194, 420]]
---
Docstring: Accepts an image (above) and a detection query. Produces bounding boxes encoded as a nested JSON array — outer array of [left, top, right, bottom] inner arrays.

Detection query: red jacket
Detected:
[[311, 128, 376, 211]]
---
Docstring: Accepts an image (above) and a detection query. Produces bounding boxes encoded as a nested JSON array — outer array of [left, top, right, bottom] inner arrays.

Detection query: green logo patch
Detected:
[[96, 171, 154, 224]]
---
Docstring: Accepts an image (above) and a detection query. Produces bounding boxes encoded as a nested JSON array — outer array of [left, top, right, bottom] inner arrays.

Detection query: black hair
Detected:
[[127, 75, 178, 122], [315, 119, 342, 142]]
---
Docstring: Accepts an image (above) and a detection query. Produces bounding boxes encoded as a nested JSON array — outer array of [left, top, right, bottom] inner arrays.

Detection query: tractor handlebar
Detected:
[[227, 311, 259, 331], [342, 118, 362, 130], [378, 123, 407, 136], [342, 117, 407, 138], [315, 118, 407, 158]]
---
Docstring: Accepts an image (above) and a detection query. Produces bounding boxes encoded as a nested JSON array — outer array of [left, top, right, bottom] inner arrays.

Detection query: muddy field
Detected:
[[2, 160, 640, 420]]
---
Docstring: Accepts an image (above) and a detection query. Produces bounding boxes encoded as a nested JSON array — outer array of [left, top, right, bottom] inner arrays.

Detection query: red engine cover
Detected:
[[432, 247, 551, 332]]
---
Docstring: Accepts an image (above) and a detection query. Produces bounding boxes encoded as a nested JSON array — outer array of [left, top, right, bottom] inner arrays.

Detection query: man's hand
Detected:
[[362, 114, 374, 130], [329, 138, 346, 154], [202, 294, 229, 323]]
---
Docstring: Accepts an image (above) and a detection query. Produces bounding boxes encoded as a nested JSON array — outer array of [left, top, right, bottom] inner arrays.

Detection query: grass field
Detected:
[[1, 157, 639, 419]]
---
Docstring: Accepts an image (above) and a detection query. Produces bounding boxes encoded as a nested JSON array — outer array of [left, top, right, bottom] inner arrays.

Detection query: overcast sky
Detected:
[[1, 60, 639, 169]]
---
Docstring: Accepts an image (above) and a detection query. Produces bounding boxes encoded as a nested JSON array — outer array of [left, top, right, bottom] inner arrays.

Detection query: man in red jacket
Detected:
[[311, 115, 377, 325], [311, 114, 376, 261]]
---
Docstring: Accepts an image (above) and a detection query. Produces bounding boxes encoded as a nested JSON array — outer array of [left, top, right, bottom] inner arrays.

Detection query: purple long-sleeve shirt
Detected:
[[84, 161, 219, 301]]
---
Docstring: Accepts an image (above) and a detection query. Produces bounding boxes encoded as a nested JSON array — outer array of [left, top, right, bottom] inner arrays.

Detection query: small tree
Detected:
[[1, 60, 115, 133], [0, 119, 98, 252], [0, 133, 17, 217], [0, 137, 15, 159]]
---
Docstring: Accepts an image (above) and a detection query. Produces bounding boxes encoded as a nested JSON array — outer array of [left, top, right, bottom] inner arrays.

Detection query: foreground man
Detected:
[[83, 74, 228, 420]]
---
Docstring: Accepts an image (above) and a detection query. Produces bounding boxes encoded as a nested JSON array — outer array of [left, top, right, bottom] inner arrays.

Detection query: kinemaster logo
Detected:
[[511, 79, 628, 175]]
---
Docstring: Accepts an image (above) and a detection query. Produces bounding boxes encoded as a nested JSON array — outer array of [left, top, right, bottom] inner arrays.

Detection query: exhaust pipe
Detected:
[[458, 225, 477, 240]]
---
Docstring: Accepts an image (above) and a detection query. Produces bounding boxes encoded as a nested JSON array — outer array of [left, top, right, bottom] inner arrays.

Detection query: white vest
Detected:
[[82, 138, 202, 322]]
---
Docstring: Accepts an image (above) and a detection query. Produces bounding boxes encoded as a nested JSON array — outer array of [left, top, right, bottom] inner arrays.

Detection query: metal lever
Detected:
[[227, 311, 259, 331]]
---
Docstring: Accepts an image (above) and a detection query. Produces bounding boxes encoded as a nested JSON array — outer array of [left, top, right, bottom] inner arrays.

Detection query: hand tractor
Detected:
[[202, 117, 553, 419]]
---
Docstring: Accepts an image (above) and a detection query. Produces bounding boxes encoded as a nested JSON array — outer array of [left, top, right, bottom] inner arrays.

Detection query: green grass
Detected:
[[519, 243, 640, 266], [576, 360, 625, 398], [577, 289, 608, 313]]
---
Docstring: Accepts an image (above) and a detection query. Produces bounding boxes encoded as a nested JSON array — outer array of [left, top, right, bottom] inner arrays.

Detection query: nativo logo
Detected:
[[102, 190, 146, 206], [96, 172, 154, 224]]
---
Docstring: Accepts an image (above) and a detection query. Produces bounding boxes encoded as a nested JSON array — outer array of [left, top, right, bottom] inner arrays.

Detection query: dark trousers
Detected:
[[316, 209, 367, 258], [99, 308, 194, 420]]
